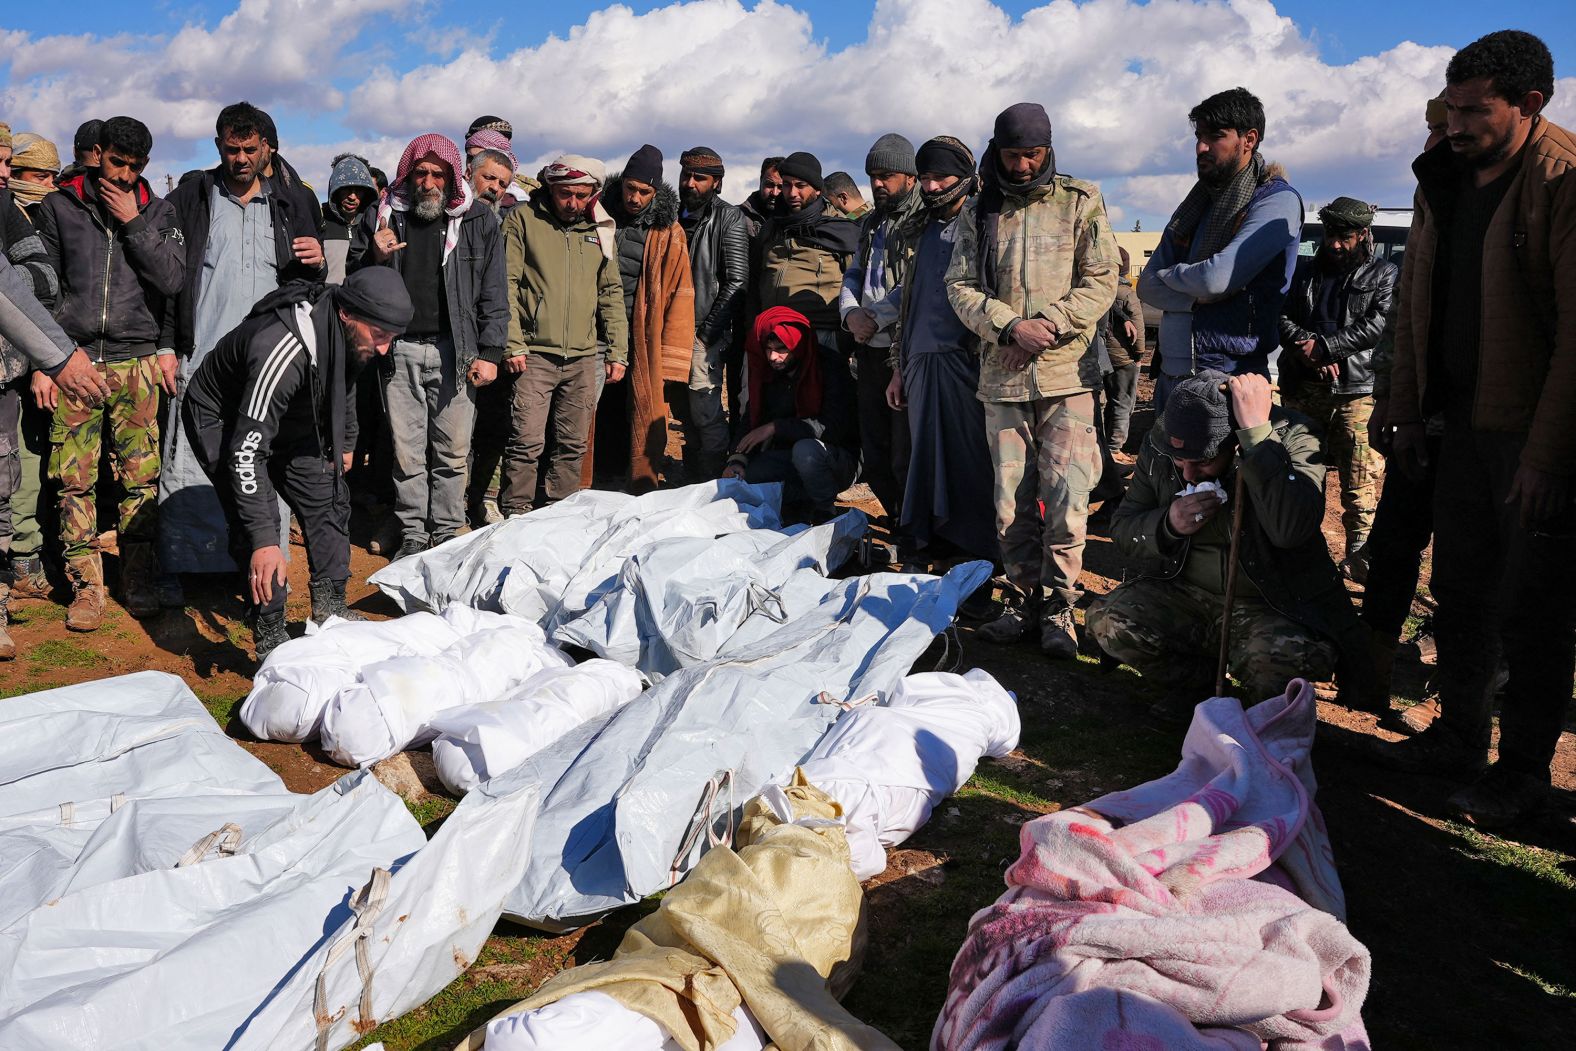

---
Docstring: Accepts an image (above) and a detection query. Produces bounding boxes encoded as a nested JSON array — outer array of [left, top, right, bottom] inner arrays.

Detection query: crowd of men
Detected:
[[0, 28, 1569, 829]]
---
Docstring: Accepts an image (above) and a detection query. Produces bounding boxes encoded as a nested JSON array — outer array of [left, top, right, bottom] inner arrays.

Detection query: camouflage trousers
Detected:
[[984, 391, 1102, 609], [49, 357, 161, 561], [1282, 386, 1381, 554], [1087, 576, 1337, 703]]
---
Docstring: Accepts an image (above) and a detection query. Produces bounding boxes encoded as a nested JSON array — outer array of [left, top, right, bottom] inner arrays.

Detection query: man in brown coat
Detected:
[[1375, 30, 1576, 828], [592, 145, 695, 492]]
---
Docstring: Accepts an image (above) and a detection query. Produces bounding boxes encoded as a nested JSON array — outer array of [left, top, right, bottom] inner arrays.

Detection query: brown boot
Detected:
[[0, 581, 15, 660], [8, 555, 51, 601], [119, 542, 161, 619], [65, 554, 106, 632]]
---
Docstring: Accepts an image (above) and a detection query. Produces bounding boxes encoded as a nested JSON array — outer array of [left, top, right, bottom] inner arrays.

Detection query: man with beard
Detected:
[[945, 102, 1119, 658], [37, 116, 185, 629], [1374, 30, 1576, 827], [840, 133, 924, 553], [676, 146, 748, 481], [499, 155, 627, 514], [886, 136, 995, 584], [182, 268, 411, 657], [1277, 197, 1397, 580], [739, 156, 785, 238], [162, 102, 326, 587], [593, 144, 695, 492], [1138, 88, 1302, 410], [353, 133, 506, 558], [752, 152, 860, 359], [322, 154, 377, 284]]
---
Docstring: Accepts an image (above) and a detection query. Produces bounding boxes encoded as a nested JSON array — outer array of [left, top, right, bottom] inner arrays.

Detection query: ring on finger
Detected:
[[1194, 512, 1204, 523]]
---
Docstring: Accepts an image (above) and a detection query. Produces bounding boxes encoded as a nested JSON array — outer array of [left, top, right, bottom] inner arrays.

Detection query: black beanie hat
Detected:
[[623, 143, 664, 187], [1162, 370, 1234, 460], [776, 151, 824, 191], [915, 136, 976, 180], [336, 267, 414, 332], [74, 119, 104, 155], [994, 102, 1053, 149]]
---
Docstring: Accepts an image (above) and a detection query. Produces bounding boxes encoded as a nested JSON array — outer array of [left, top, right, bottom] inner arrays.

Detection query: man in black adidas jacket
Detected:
[[181, 268, 411, 658]]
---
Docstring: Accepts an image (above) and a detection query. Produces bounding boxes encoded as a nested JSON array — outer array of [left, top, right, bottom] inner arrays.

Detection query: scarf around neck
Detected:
[[1165, 152, 1267, 263], [974, 141, 1057, 298], [770, 195, 860, 256]]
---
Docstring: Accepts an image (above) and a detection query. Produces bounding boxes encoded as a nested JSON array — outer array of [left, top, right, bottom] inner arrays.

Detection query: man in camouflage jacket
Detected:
[[945, 102, 1119, 658]]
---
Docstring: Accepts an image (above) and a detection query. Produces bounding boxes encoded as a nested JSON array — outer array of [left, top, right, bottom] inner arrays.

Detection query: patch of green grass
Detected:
[[1446, 820, 1576, 892], [1492, 960, 1576, 1000], [194, 687, 245, 728], [960, 771, 1056, 811], [354, 929, 576, 1049], [406, 796, 458, 833], [8, 601, 65, 625], [24, 638, 108, 670]]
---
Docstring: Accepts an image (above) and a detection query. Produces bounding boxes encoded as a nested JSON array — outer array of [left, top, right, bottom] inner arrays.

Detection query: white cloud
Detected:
[[2, 0, 1573, 223]]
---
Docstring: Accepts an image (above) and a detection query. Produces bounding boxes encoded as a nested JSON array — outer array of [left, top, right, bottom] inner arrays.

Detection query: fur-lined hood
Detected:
[[604, 174, 680, 230]]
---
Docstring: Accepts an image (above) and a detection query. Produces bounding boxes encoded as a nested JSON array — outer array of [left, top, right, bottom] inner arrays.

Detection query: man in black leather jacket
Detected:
[[1277, 197, 1398, 580], [677, 147, 749, 479]]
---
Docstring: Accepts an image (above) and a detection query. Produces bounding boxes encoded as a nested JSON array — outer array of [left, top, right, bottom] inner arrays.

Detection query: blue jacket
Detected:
[[1139, 164, 1302, 377]]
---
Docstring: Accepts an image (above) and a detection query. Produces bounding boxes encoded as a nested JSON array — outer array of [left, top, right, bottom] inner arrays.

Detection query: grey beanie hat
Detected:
[[329, 154, 377, 201], [1162, 370, 1234, 460], [865, 132, 917, 176]]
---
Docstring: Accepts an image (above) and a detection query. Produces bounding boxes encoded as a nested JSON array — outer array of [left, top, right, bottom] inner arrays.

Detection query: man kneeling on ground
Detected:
[[1087, 370, 1372, 718], [181, 268, 412, 658], [722, 306, 856, 523]]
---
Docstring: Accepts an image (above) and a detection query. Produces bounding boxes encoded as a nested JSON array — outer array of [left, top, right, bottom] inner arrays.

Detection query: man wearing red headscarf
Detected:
[[722, 306, 857, 521], [352, 132, 508, 558]]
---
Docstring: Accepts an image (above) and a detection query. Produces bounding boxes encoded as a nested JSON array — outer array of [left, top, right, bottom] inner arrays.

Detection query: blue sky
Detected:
[[3, 0, 1573, 225]]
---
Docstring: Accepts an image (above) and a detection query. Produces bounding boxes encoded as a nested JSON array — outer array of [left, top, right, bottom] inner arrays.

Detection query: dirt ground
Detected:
[[3, 403, 1574, 1049]]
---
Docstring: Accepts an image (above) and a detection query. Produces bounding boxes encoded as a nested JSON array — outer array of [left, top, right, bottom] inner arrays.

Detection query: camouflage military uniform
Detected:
[[1281, 385, 1381, 555], [1088, 576, 1336, 703], [945, 174, 1119, 610], [49, 357, 161, 561]]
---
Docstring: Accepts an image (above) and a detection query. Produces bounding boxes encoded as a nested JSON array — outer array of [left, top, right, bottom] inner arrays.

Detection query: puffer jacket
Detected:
[[1389, 117, 1576, 476], [36, 173, 185, 361], [944, 174, 1120, 401], [503, 190, 628, 364], [349, 198, 509, 365], [680, 194, 749, 349], [1278, 251, 1398, 396], [1112, 411, 1372, 691]]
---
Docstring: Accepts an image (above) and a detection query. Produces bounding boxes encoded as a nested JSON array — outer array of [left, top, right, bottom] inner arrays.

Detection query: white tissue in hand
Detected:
[[1176, 479, 1228, 504]]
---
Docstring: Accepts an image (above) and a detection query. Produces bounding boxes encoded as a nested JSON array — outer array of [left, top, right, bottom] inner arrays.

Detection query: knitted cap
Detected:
[[1163, 370, 1234, 460], [328, 154, 377, 201], [865, 133, 916, 176], [623, 143, 663, 187], [12, 133, 61, 173], [777, 151, 824, 190]]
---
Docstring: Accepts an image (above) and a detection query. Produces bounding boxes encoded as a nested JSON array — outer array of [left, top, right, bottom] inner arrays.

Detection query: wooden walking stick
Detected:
[[1215, 467, 1249, 696]]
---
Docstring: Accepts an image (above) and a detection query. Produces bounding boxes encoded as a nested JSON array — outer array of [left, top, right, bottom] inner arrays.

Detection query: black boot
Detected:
[[309, 579, 363, 623], [251, 609, 290, 660]]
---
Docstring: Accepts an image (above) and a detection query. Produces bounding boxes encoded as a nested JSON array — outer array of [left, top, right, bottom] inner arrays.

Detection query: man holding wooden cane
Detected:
[[1088, 370, 1372, 723]]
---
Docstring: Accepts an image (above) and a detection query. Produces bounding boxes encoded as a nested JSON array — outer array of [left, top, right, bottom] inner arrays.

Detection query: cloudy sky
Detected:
[[2, 0, 1572, 226]]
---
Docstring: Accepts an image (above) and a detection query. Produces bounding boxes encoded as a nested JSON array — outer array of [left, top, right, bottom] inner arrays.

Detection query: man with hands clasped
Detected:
[[1088, 370, 1372, 721]]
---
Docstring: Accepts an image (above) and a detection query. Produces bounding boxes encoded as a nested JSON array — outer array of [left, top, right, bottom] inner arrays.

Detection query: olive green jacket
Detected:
[[504, 193, 628, 363]]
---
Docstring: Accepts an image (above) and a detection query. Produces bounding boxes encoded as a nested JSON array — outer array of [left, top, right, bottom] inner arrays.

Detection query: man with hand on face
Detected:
[[162, 101, 326, 586], [676, 146, 749, 481], [499, 155, 628, 515], [841, 133, 925, 555], [1278, 197, 1397, 582], [37, 116, 186, 630], [182, 269, 411, 658], [1139, 88, 1302, 410], [945, 102, 1119, 659], [352, 133, 507, 558], [1088, 371, 1369, 721], [1374, 30, 1576, 828]]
